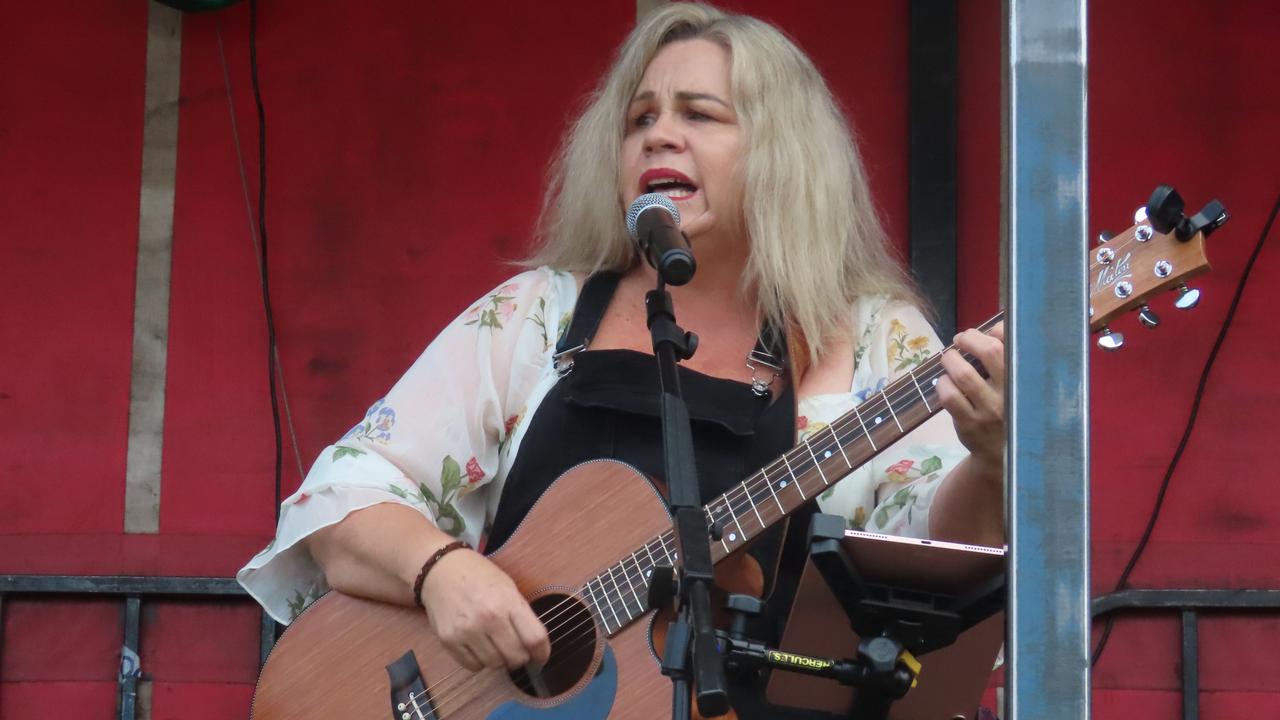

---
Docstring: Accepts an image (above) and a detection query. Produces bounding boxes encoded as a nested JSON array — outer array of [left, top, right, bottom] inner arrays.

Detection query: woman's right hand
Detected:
[[418, 548, 552, 672]]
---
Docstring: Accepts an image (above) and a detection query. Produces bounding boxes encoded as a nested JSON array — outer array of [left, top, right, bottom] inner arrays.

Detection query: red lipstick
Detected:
[[639, 168, 698, 193]]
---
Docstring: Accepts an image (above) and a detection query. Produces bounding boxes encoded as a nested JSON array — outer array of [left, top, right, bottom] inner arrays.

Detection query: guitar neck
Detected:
[[577, 312, 1004, 637]]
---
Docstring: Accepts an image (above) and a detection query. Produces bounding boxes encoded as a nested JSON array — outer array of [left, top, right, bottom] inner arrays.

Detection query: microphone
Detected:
[[626, 193, 696, 285]]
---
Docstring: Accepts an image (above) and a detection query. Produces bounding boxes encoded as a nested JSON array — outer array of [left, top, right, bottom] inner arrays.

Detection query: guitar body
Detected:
[[253, 460, 679, 719]]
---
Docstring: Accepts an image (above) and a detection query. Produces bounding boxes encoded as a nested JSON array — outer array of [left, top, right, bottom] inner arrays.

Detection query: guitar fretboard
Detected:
[[576, 312, 1004, 635]]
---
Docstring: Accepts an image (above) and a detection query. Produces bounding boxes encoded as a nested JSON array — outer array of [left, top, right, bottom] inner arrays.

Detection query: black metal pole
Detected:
[[645, 277, 729, 719], [1181, 610, 1199, 720], [908, 0, 959, 340]]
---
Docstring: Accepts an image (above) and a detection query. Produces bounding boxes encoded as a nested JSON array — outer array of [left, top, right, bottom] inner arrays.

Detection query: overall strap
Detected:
[[554, 270, 790, 387], [553, 271, 622, 375], [747, 319, 788, 398]]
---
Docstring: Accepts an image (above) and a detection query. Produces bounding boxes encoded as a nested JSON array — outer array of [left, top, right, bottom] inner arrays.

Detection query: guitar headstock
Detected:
[[1089, 185, 1227, 350]]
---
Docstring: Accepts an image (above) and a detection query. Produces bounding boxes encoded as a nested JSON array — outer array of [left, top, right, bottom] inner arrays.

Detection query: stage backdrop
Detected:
[[1, 1, 1277, 718]]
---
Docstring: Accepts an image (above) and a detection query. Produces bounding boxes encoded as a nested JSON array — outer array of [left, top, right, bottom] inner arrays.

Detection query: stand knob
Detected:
[[682, 331, 699, 360], [860, 636, 902, 675], [709, 517, 726, 542], [646, 565, 677, 611], [1138, 305, 1160, 328], [1097, 327, 1124, 351], [725, 594, 765, 640], [1175, 284, 1201, 310], [723, 594, 766, 682]]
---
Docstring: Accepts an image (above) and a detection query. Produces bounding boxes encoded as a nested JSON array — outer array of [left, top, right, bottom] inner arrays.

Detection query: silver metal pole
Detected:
[[1004, 1, 1091, 718]]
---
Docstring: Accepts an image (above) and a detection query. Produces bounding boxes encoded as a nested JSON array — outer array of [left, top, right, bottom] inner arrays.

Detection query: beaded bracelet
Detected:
[[412, 540, 471, 609]]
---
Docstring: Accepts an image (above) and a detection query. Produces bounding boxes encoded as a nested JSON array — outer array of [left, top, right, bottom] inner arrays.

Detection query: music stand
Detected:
[[749, 513, 1006, 719]]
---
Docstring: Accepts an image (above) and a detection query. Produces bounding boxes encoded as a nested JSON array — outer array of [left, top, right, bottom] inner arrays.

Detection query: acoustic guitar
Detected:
[[251, 188, 1223, 719]]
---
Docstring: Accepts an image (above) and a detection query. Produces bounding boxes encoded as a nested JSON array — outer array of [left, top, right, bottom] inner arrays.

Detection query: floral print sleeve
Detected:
[[237, 268, 578, 623], [803, 299, 968, 539]]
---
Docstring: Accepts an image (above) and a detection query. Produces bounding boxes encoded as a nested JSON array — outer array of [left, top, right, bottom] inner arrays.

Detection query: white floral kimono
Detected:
[[238, 267, 969, 623]]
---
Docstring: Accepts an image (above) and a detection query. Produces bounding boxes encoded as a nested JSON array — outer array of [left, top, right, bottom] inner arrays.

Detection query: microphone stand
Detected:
[[643, 273, 731, 720]]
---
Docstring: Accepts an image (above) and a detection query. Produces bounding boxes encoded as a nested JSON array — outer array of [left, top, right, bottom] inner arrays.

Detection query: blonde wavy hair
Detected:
[[523, 2, 921, 359]]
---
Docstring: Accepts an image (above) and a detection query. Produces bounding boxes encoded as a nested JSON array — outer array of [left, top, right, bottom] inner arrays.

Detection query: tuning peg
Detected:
[[1097, 230, 1115, 245], [1138, 305, 1160, 328], [1097, 327, 1125, 351], [1175, 284, 1201, 310]]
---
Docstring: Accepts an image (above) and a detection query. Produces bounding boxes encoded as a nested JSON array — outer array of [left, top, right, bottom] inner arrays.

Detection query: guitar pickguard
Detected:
[[487, 645, 618, 720]]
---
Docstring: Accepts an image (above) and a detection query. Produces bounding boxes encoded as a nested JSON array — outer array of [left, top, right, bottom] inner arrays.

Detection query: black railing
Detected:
[[1091, 588, 1280, 720], [4, 576, 1277, 720], [0, 575, 276, 720]]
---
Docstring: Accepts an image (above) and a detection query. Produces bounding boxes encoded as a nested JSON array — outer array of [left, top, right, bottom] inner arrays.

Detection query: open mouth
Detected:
[[640, 169, 699, 202]]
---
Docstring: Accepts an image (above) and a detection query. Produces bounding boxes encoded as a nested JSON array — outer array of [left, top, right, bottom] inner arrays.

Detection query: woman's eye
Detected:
[[631, 113, 654, 128], [687, 110, 710, 121]]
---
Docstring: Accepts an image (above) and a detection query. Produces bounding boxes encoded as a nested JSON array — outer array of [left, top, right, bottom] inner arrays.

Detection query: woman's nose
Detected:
[[643, 112, 684, 153]]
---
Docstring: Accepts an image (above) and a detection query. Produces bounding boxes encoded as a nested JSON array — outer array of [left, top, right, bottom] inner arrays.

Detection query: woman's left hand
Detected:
[[935, 322, 1005, 481]]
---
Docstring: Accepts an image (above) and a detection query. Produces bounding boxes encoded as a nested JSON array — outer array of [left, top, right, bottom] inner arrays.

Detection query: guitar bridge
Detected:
[[386, 650, 438, 720]]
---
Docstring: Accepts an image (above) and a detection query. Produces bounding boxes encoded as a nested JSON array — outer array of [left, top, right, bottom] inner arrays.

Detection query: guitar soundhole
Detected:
[[509, 593, 599, 700]]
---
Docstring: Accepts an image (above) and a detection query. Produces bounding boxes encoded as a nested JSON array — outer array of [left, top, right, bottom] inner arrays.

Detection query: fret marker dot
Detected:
[[875, 417, 883, 424], [728, 532, 737, 542], [646, 569, 652, 577], [824, 450, 832, 459], [932, 378, 939, 386], [779, 480, 788, 488]]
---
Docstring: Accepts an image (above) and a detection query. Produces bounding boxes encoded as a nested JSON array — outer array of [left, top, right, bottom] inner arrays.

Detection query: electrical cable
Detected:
[[214, 17, 307, 485], [1091, 192, 1280, 667], [247, 0, 285, 522]]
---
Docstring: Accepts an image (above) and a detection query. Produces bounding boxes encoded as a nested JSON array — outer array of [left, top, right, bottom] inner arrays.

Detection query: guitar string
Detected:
[[417, 354, 964, 712], [418, 586, 605, 717], [422, 342, 965, 706], [685, 338, 973, 559], [418, 532, 684, 714], [399, 489, 744, 708], [422, 531, 694, 715]]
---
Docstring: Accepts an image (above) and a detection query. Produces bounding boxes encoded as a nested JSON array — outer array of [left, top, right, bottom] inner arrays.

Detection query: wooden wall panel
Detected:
[[160, 1, 636, 544], [0, 3, 147, 540]]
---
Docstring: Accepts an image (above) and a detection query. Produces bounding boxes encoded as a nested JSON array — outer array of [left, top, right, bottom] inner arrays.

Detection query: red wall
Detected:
[[2, 1, 1276, 717]]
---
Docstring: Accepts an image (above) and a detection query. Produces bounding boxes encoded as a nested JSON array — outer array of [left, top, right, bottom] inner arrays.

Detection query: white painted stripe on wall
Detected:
[[125, 1, 183, 535]]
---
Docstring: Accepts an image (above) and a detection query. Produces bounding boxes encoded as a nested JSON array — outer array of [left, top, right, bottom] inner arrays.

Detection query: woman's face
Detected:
[[620, 39, 742, 245]]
